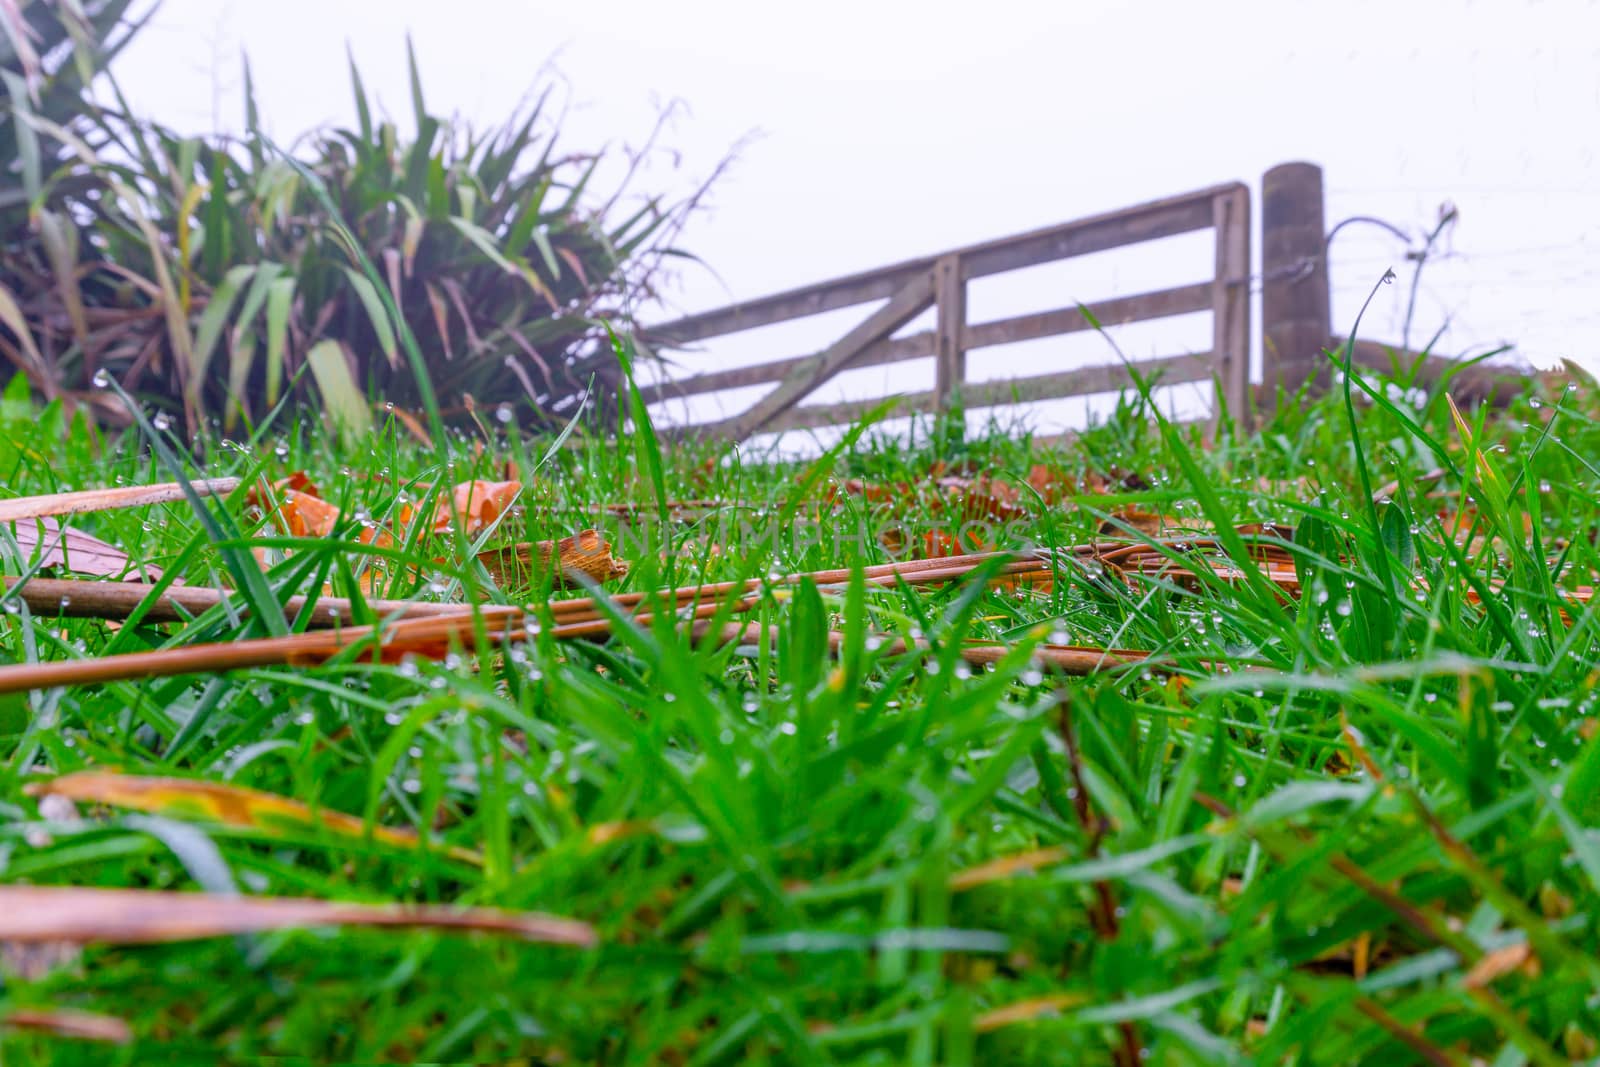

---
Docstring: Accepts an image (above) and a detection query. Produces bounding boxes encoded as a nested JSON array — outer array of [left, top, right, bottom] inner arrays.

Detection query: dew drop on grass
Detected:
[[152, 413, 172, 431], [92, 369, 112, 389]]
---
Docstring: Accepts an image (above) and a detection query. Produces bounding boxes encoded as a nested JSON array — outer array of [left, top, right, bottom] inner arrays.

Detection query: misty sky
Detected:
[[111, 0, 1600, 439]]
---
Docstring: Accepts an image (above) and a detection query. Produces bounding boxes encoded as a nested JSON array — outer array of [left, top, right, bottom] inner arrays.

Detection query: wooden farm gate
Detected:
[[641, 182, 1252, 441], [637, 160, 1533, 441]]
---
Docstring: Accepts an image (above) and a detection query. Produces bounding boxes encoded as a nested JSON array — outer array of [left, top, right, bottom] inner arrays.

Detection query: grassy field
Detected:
[[1, 351, 1599, 1065]]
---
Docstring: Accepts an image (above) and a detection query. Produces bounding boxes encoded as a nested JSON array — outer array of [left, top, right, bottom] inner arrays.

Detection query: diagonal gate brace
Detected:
[[709, 270, 937, 442]]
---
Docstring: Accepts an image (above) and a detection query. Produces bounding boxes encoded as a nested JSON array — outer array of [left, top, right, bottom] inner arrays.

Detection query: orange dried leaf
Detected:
[[402, 480, 522, 535], [272, 490, 344, 539]]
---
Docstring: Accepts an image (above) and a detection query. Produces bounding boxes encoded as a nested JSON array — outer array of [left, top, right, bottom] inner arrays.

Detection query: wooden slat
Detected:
[[962, 282, 1213, 351], [957, 195, 1216, 281], [713, 271, 938, 441], [644, 331, 934, 405], [1211, 188, 1251, 426], [769, 352, 1217, 433], [933, 254, 966, 409], [646, 182, 1244, 345]]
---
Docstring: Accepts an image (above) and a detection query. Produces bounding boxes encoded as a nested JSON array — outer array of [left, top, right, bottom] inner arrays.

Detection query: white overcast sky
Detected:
[[110, 0, 1600, 435]]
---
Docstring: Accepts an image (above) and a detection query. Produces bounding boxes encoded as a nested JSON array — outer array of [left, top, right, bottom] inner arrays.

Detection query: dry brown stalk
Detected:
[[0, 550, 1090, 694], [1058, 694, 1142, 1067], [2, 575, 475, 627], [699, 621, 1149, 676], [0, 479, 241, 523]]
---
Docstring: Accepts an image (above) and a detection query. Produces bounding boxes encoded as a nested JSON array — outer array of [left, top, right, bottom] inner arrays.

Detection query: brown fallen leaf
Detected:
[[0, 886, 594, 946], [26, 772, 482, 866], [7, 516, 160, 583], [477, 530, 631, 589], [2, 1008, 131, 1044]]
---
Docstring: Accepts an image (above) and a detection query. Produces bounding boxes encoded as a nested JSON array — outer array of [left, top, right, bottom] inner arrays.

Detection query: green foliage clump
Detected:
[[2, 5, 701, 432]]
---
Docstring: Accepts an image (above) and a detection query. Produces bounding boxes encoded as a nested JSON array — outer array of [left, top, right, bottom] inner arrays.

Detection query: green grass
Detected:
[[1, 358, 1599, 1065]]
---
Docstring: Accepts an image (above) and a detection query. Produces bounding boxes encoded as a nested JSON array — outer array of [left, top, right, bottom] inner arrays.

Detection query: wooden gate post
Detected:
[[1211, 186, 1251, 428], [933, 254, 966, 410], [1261, 162, 1331, 409]]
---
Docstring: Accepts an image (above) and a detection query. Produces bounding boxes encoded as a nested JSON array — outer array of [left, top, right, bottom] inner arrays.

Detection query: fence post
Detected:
[[1211, 186, 1251, 429], [1261, 162, 1331, 410], [933, 254, 965, 410]]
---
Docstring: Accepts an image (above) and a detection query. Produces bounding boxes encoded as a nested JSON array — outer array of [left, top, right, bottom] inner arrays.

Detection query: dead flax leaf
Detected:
[[2, 1008, 131, 1044], [0, 886, 595, 946], [7, 516, 161, 583], [26, 772, 482, 866], [477, 530, 631, 589]]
